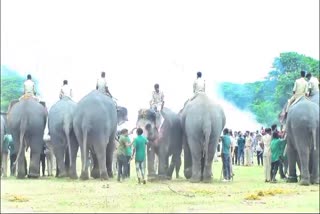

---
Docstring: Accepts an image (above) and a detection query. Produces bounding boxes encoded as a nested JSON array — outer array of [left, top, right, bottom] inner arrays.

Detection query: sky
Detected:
[[1, 0, 319, 131]]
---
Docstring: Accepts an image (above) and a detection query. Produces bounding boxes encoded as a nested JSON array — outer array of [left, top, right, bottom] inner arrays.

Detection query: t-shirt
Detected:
[[193, 78, 205, 94], [222, 134, 231, 155], [60, 84, 72, 98], [24, 79, 35, 94], [125, 136, 132, 156], [3, 134, 13, 153], [271, 138, 286, 162], [308, 76, 319, 95], [293, 77, 308, 96], [133, 135, 148, 162], [237, 136, 245, 150], [96, 77, 107, 94], [117, 135, 130, 156]]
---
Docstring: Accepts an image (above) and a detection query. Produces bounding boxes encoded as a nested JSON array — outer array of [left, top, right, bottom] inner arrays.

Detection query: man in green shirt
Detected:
[[270, 132, 287, 183], [132, 128, 148, 184], [117, 129, 132, 182], [221, 128, 231, 182]]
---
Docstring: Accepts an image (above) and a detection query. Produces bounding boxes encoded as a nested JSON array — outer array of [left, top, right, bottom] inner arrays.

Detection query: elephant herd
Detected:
[[1, 90, 319, 185]]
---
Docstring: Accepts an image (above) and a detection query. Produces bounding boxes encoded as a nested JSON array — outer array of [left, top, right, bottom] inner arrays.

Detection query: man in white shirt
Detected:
[[19, 74, 38, 101], [96, 71, 113, 98], [149, 83, 165, 131], [285, 70, 308, 115], [262, 128, 272, 182], [306, 72, 319, 97], [181, 71, 206, 110], [59, 80, 73, 99], [149, 83, 164, 112]]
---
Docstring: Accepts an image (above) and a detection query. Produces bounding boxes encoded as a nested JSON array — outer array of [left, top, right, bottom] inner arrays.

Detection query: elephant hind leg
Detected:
[[93, 142, 108, 180], [310, 149, 319, 184], [297, 147, 311, 186]]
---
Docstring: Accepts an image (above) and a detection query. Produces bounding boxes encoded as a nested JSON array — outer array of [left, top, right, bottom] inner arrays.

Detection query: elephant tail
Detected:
[[202, 120, 211, 165], [14, 117, 27, 166], [63, 122, 72, 169], [312, 128, 317, 150], [81, 127, 88, 173]]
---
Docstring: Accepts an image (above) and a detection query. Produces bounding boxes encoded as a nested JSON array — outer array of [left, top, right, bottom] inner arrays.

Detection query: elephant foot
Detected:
[[80, 172, 89, 180], [69, 172, 78, 180], [202, 176, 213, 183], [28, 173, 40, 179], [158, 174, 168, 180], [100, 172, 109, 181], [91, 169, 100, 179], [107, 170, 113, 178], [299, 179, 310, 186], [184, 168, 192, 179], [57, 171, 67, 178], [310, 177, 319, 185], [17, 173, 26, 179], [189, 175, 201, 183], [287, 176, 298, 183]]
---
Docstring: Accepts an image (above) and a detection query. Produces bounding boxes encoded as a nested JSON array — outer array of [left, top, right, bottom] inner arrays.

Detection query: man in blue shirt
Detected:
[[221, 128, 231, 182]]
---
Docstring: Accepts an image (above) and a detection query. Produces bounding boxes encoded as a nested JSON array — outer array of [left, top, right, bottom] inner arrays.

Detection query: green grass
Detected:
[[1, 159, 319, 213]]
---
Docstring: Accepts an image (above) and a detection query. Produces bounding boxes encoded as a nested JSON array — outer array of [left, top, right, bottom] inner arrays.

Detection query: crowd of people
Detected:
[[219, 125, 287, 183]]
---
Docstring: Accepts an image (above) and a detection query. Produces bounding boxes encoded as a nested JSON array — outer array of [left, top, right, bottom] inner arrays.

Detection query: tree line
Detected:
[[218, 52, 320, 127]]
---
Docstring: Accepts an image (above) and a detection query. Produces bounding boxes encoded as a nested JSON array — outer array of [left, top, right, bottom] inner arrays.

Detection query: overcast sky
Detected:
[[1, 0, 319, 131]]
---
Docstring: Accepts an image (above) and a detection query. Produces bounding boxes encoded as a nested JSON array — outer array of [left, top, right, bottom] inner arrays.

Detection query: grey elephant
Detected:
[[73, 90, 128, 180], [279, 96, 319, 185], [136, 107, 183, 180], [48, 97, 78, 179], [180, 93, 226, 183], [1, 114, 8, 176], [7, 98, 47, 178]]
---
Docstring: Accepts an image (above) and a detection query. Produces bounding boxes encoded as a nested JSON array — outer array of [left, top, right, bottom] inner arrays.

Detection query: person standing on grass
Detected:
[[221, 128, 231, 182], [270, 131, 287, 183], [131, 128, 148, 184], [237, 132, 245, 165], [117, 129, 132, 182], [232, 131, 239, 165], [262, 128, 272, 182]]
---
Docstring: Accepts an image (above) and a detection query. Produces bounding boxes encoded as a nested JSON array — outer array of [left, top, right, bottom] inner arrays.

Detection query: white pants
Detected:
[[263, 153, 271, 181]]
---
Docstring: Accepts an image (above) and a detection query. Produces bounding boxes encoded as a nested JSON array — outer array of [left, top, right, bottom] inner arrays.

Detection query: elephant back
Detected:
[[73, 90, 117, 130], [48, 98, 77, 132], [8, 98, 47, 129]]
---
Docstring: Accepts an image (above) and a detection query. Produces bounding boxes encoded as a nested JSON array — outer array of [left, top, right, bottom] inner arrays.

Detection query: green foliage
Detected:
[[219, 52, 319, 127], [0, 66, 40, 112]]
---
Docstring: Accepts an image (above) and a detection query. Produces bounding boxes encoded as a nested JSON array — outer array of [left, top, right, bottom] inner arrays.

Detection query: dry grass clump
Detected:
[[7, 194, 29, 202], [245, 188, 290, 200]]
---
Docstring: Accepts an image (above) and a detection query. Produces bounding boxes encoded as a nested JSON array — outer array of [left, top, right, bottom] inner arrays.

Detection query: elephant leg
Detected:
[[90, 152, 100, 179], [183, 136, 192, 179], [106, 138, 115, 178], [68, 137, 79, 179], [1, 152, 8, 177], [175, 156, 181, 179], [203, 142, 215, 183], [79, 144, 89, 180], [157, 142, 168, 179], [189, 138, 202, 183], [17, 151, 27, 179], [28, 140, 42, 178], [93, 142, 108, 180], [310, 148, 319, 184], [287, 143, 298, 183], [147, 143, 156, 178], [53, 143, 67, 178], [297, 147, 310, 186]]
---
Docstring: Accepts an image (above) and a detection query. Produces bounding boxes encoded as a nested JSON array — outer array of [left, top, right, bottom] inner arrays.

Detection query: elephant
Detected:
[[48, 97, 78, 179], [1, 114, 7, 176], [7, 98, 47, 179], [180, 93, 226, 183], [279, 96, 319, 185], [73, 90, 128, 180], [136, 107, 183, 180]]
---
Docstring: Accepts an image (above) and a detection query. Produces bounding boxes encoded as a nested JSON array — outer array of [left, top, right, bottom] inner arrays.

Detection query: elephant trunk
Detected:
[[14, 117, 27, 166]]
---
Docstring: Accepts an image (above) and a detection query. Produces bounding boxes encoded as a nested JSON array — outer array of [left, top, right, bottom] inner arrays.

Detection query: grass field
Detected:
[[1, 158, 319, 213]]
